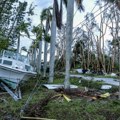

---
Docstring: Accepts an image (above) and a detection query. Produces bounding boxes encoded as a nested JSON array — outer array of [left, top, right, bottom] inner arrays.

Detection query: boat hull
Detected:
[[0, 65, 36, 89]]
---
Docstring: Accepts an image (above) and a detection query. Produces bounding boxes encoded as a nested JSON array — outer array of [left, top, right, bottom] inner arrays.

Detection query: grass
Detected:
[[46, 99, 120, 120], [0, 74, 119, 120]]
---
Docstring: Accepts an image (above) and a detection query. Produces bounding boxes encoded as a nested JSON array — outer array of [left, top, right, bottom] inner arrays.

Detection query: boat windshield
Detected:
[[4, 50, 17, 59], [3, 50, 29, 63], [17, 54, 29, 63]]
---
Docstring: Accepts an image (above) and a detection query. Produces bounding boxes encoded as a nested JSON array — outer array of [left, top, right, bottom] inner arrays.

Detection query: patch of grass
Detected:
[[105, 86, 118, 93], [81, 79, 103, 89], [46, 99, 120, 120], [0, 75, 119, 120]]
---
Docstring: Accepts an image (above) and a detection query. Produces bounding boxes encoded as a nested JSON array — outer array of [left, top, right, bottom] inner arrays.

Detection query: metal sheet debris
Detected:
[[43, 84, 78, 89], [101, 85, 112, 90]]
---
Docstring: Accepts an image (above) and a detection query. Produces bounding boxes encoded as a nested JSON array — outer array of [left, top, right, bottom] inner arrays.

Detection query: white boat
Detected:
[[0, 50, 36, 89]]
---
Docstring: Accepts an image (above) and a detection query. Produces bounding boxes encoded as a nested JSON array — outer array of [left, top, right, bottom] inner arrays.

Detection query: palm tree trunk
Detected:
[[43, 41, 48, 77], [112, 47, 115, 72], [48, 1, 56, 83], [118, 40, 120, 72], [87, 39, 90, 69], [38, 40, 42, 74], [17, 33, 20, 53], [43, 19, 50, 77], [33, 47, 37, 71], [64, 0, 74, 89]]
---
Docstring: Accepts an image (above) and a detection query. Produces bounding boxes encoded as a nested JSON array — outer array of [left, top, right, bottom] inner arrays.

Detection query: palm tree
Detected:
[[40, 7, 52, 77], [64, 0, 84, 89], [48, 1, 56, 83], [38, 39, 42, 73], [16, 22, 30, 53], [31, 25, 43, 72], [49, 0, 64, 83], [36, 25, 43, 74]]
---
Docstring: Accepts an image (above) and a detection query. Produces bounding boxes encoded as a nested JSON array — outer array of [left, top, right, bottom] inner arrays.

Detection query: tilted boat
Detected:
[[0, 50, 36, 89]]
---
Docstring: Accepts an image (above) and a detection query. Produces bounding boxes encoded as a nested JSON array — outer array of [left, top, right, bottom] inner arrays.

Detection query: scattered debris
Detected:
[[42, 84, 78, 90], [62, 94, 71, 102], [0, 82, 21, 101], [84, 87, 88, 92], [99, 93, 110, 98], [54, 88, 112, 101], [51, 93, 71, 102], [110, 73, 116, 77], [21, 116, 56, 120], [75, 69, 83, 73], [101, 85, 112, 90]]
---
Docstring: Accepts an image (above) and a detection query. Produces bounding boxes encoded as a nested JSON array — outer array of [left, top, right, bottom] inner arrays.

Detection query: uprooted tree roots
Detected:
[[24, 93, 54, 117]]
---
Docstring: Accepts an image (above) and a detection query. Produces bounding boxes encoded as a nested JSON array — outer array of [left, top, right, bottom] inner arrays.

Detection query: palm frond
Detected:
[[75, 0, 85, 12], [63, 0, 67, 7], [59, 0, 63, 28], [40, 7, 52, 22], [40, 9, 48, 22], [54, 0, 63, 29]]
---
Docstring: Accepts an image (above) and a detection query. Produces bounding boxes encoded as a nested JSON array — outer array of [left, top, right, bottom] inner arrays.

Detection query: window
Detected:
[[0, 59, 2, 63], [3, 60, 12, 65]]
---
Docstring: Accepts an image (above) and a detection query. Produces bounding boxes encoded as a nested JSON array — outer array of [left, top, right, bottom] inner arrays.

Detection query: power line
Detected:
[[73, 1, 98, 18], [73, 2, 112, 29], [73, 0, 118, 29], [90, 2, 98, 13]]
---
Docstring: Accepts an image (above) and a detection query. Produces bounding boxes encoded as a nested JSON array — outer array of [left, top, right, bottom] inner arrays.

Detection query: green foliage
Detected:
[[27, 3, 35, 16], [80, 79, 103, 89], [40, 7, 52, 22], [16, 22, 30, 38], [31, 25, 43, 48], [40, 7, 52, 34], [32, 25, 43, 40], [46, 99, 120, 120], [45, 34, 51, 42], [106, 86, 118, 93], [0, 36, 9, 51], [0, 0, 34, 49]]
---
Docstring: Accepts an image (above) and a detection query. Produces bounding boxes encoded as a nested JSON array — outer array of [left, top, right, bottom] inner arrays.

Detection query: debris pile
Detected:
[[54, 88, 115, 100], [23, 87, 119, 118]]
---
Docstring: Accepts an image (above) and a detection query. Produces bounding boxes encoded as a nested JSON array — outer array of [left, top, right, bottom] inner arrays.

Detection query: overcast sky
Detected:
[[20, 0, 97, 51]]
